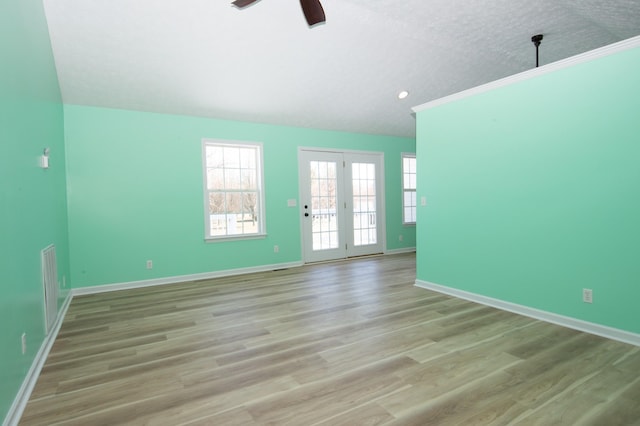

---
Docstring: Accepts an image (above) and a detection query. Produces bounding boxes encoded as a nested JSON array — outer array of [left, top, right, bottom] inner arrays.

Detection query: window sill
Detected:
[[204, 233, 267, 243]]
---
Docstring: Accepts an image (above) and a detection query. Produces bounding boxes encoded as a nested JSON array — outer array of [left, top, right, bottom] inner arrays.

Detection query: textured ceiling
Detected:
[[42, 0, 640, 137]]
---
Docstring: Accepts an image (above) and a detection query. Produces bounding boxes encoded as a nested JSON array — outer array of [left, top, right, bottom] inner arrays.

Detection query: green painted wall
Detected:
[[415, 44, 640, 334], [0, 0, 70, 421], [64, 105, 415, 288]]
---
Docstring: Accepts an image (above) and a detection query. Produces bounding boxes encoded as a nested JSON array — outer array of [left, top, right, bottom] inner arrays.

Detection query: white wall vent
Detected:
[[41, 244, 58, 333]]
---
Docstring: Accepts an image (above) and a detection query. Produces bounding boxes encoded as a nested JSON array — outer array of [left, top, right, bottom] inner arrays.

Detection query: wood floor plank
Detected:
[[580, 376, 640, 425], [20, 369, 185, 425], [312, 402, 395, 426], [246, 356, 416, 425], [377, 350, 523, 417], [19, 253, 640, 425], [290, 323, 439, 385], [386, 369, 520, 425], [124, 376, 299, 426]]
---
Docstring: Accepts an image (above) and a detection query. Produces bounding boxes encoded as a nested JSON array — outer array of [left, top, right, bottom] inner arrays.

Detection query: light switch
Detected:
[[421, 196, 427, 206]]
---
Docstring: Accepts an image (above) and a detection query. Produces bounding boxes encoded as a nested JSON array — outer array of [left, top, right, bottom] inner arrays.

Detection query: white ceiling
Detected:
[[42, 0, 640, 138]]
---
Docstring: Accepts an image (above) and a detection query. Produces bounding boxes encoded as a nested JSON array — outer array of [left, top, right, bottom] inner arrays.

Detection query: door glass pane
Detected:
[[310, 161, 339, 251], [352, 162, 377, 246]]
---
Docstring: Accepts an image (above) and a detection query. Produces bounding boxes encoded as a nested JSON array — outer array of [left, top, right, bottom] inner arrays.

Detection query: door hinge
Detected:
[[343, 160, 345, 168], [344, 202, 346, 209]]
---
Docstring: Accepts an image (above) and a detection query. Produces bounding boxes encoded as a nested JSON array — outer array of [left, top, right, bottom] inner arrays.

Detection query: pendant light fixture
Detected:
[[531, 34, 543, 68]]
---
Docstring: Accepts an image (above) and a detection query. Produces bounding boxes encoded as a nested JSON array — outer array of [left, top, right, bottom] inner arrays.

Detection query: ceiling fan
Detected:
[[231, 0, 326, 27]]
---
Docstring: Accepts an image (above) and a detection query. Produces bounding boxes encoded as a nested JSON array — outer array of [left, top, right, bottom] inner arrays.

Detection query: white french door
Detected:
[[299, 151, 345, 262], [299, 149, 384, 263]]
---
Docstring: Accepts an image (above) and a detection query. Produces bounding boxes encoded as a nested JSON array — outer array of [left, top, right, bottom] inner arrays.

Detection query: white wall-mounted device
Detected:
[[40, 148, 50, 169]]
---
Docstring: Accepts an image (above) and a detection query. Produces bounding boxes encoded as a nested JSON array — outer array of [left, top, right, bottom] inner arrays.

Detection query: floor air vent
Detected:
[[41, 244, 58, 333]]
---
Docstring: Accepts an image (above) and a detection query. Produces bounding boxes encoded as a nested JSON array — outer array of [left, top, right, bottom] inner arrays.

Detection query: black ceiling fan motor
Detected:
[[232, 0, 326, 27]]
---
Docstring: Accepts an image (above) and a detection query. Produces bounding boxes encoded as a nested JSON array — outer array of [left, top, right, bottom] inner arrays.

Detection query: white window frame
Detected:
[[402, 153, 416, 225], [202, 139, 266, 241]]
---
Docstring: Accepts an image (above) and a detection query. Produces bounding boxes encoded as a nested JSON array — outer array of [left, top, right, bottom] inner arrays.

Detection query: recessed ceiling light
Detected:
[[398, 90, 409, 100]]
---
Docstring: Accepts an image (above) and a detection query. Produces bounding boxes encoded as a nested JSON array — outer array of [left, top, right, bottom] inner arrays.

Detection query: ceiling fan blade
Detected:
[[231, 0, 259, 9], [300, 0, 325, 26]]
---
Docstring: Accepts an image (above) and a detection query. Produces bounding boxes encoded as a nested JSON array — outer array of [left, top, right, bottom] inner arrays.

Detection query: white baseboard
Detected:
[[73, 260, 304, 296], [384, 247, 416, 255], [415, 279, 640, 347], [3, 292, 73, 426]]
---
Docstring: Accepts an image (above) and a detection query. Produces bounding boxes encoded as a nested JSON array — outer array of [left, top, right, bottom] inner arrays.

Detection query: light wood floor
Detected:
[[21, 253, 640, 425]]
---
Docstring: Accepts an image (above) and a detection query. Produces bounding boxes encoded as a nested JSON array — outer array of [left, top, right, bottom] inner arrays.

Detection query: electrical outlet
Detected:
[[399, 234, 403, 241], [146, 260, 153, 269], [583, 288, 593, 304], [274, 245, 279, 253], [21, 333, 27, 355]]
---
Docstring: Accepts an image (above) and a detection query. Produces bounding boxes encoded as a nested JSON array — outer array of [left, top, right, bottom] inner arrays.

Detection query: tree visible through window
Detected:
[[402, 153, 416, 224], [203, 141, 265, 239]]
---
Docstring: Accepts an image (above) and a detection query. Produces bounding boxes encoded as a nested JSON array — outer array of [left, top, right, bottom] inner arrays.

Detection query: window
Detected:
[[402, 153, 416, 224], [202, 140, 265, 239]]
